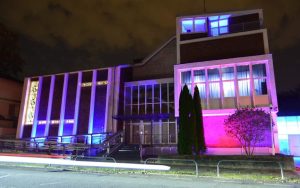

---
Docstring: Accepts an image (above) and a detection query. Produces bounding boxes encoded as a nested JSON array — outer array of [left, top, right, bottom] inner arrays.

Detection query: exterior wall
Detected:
[[132, 38, 176, 81], [203, 114, 272, 148], [0, 78, 22, 137], [16, 68, 118, 144], [180, 31, 265, 64]]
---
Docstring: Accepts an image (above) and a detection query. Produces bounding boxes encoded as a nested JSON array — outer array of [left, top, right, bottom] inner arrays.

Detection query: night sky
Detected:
[[0, 0, 300, 92]]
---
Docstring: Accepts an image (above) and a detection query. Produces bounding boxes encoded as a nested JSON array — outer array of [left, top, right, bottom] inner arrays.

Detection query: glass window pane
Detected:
[[124, 87, 131, 105], [208, 68, 220, 81], [219, 19, 228, 27], [161, 84, 168, 102], [253, 64, 266, 78], [162, 121, 168, 144], [139, 85, 145, 104], [162, 103, 168, 113], [146, 85, 152, 103], [132, 86, 138, 104], [154, 103, 160, 113], [139, 104, 145, 114], [210, 21, 218, 28], [181, 71, 191, 84], [194, 70, 205, 82], [223, 81, 235, 97], [209, 82, 220, 98], [238, 80, 250, 96], [195, 18, 206, 32], [220, 27, 228, 34], [222, 67, 234, 80], [237, 65, 250, 79], [147, 104, 153, 114], [211, 28, 219, 36], [169, 122, 176, 143], [154, 84, 160, 103], [254, 79, 268, 95], [132, 105, 138, 115], [168, 83, 174, 103], [196, 83, 206, 98], [181, 19, 193, 33]]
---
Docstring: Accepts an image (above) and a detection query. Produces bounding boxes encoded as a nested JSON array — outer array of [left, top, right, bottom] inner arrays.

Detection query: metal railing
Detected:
[[0, 138, 89, 156], [101, 131, 124, 156], [73, 155, 117, 171], [217, 160, 284, 180], [144, 158, 198, 177]]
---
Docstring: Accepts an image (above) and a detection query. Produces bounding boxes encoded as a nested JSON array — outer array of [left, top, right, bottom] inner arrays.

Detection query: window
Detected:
[[208, 15, 230, 36], [222, 67, 235, 97], [208, 68, 220, 98], [181, 18, 206, 33], [194, 70, 206, 98], [253, 64, 267, 95], [181, 71, 192, 92], [237, 65, 250, 96]]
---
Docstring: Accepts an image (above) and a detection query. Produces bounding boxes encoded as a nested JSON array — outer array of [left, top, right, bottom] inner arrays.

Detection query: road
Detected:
[[0, 166, 298, 188]]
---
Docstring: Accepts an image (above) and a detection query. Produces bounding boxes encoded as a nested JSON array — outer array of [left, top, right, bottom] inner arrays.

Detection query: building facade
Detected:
[[17, 9, 279, 155]]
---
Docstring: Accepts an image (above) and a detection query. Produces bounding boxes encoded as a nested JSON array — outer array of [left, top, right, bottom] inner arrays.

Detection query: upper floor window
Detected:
[[208, 15, 230, 36], [181, 18, 206, 33]]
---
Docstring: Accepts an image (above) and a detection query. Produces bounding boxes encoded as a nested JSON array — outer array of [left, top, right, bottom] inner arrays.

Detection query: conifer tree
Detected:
[[193, 86, 206, 154]]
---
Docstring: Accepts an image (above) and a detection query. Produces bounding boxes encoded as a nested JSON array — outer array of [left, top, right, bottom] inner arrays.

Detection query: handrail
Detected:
[[217, 160, 284, 180], [73, 155, 117, 171], [144, 158, 198, 177], [101, 131, 124, 156]]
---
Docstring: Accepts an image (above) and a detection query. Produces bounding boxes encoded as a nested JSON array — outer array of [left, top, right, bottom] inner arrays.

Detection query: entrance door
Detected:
[[289, 135, 300, 156]]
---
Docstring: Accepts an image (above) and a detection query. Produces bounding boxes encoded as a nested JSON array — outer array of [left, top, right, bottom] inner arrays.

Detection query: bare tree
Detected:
[[224, 107, 271, 156]]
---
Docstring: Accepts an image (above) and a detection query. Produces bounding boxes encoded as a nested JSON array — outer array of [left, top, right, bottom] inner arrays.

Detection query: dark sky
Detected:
[[0, 0, 300, 92]]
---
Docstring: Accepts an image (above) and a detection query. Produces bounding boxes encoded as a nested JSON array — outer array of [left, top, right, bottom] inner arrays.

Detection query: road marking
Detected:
[[0, 174, 9, 179], [39, 182, 63, 186]]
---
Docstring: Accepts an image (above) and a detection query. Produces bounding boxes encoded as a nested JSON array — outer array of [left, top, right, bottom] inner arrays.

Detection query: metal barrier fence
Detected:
[[217, 160, 284, 180], [72, 155, 117, 171], [144, 158, 198, 177], [0, 139, 89, 156]]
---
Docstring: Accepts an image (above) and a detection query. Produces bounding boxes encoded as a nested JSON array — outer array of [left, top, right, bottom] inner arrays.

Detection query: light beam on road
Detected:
[[0, 156, 171, 171]]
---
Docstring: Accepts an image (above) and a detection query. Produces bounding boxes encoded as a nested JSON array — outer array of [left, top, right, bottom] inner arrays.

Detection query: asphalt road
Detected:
[[0, 166, 299, 188]]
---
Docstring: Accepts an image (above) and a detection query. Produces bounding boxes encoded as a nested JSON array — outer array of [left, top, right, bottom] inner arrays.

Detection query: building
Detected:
[[0, 77, 22, 137], [16, 9, 279, 155]]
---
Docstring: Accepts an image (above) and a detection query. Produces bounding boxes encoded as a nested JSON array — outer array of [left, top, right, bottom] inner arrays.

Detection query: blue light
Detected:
[[181, 19, 193, 33], [219, 19, 228, 27], [208, 16, 219, 21], [219, 27, 228, 34], [210, 21, 218, 28], [194, 18, 206, 32], [219, 15, 230, 19], [211, 28, 219, 36]]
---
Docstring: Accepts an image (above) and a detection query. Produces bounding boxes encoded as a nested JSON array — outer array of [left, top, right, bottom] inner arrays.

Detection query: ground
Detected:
[[0, 167, 299, 188]]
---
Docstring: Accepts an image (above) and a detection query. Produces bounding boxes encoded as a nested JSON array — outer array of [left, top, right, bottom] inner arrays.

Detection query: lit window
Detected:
[[181, 18, 206, 33], [222, 67, 235, 97], [194, 18, 206, 32], [237, 65, 250, 96], [253, 64, 268, 95], [208, 15, 230, 36], [181, 19, 193, 33]]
